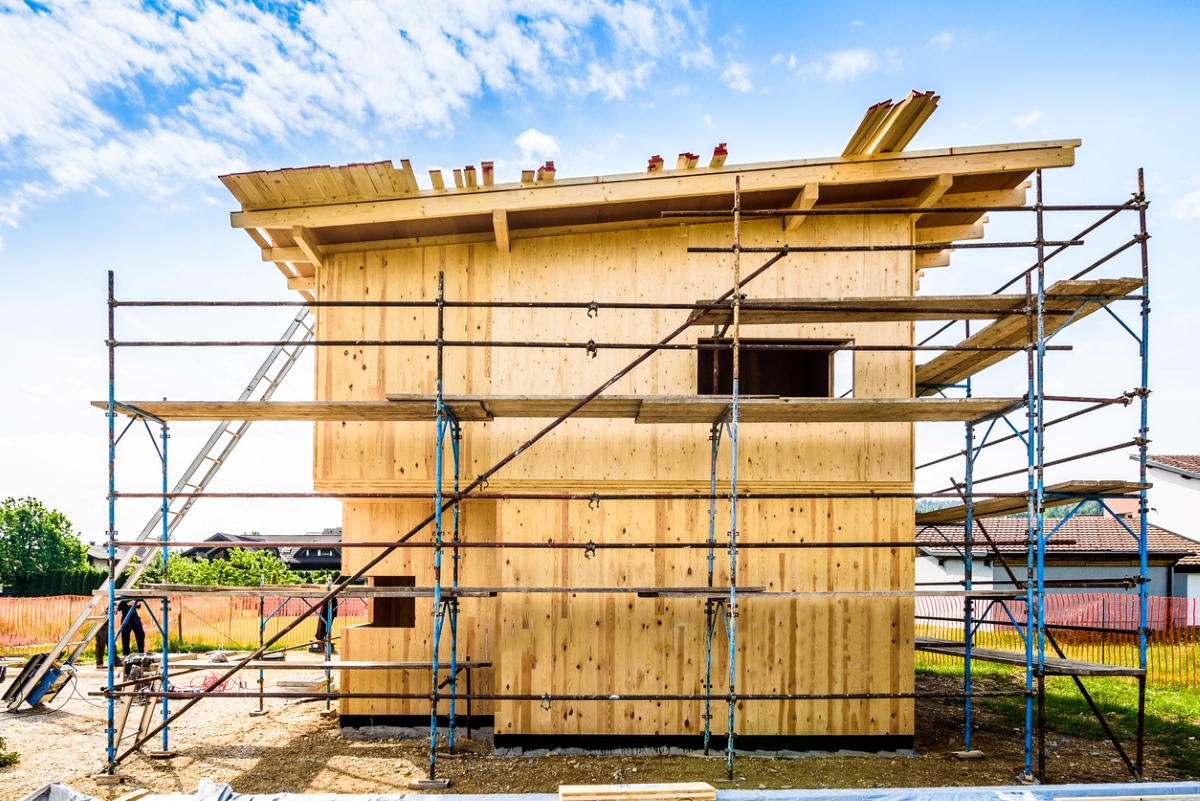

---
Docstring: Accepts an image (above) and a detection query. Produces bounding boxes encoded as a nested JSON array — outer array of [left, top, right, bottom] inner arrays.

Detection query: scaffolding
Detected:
[[29, 168, 1150, 786]]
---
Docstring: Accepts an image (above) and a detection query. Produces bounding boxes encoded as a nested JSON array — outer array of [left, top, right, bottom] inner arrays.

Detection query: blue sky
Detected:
[[2, 0, 1198, 543]]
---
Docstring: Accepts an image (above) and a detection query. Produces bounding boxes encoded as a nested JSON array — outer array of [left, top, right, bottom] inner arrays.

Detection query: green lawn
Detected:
[[917, 660, 1200, 778]]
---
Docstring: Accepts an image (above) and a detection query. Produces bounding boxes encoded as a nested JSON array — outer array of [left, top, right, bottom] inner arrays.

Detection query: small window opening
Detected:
[[697, 338, 850, 397], [369, 575, 416, 628]]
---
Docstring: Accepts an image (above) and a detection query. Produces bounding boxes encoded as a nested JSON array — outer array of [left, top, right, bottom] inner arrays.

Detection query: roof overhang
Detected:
[[1142, 456, 1200, 481], [222, 137, 1078, 297]]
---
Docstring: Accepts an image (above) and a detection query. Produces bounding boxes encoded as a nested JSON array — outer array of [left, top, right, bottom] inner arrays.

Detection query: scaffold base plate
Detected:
[[148, 750, 178, 759], [409, 778, 452, 789], [952, 750, 986, 760]]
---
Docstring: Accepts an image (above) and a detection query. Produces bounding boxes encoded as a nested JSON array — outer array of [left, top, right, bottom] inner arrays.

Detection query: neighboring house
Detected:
[[916, 516, 1200, 599], [1138, 454, 1200, 541], [86, 545, 128, 571], [180, 529, 342, 574]]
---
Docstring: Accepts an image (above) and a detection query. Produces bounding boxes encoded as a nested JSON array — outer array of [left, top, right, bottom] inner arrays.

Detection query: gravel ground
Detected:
[[0, 663, 1184, 801]]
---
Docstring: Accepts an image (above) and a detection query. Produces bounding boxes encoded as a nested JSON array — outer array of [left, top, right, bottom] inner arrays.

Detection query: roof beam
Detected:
[[915, 251, 951, 270], [911, 174, 954, 222], [263, 246, 307, 263], [292, 225, 324, 268], [916, 220, 987, 245], [783, 182, 819, 232], [230, 142, 1077, 231], [493, 209, 510, 253]]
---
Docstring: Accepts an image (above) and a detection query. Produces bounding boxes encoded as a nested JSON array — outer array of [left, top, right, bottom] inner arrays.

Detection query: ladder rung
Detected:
[[66, 641, 87, 647], [84, 615, 105, 621]]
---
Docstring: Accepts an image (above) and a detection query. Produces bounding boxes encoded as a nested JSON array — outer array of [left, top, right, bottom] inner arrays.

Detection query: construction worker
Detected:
[[94, 600, 145, 667], [311, 597, 338, 652]]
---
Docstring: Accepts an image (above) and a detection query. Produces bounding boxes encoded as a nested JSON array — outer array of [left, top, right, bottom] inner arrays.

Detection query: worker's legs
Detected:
[[95, 623, 108, 667], [315, 612, 329, 643], [122, 614, 146, 656]]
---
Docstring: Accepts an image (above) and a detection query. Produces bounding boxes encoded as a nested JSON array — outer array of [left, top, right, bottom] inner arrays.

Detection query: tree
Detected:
[[0, 497, 87, 589], [138, 545, 329, 586]]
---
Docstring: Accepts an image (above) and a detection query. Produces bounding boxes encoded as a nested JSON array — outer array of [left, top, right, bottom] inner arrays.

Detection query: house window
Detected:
[[369, 576, 416, 628], [696, 339, 851, 397]]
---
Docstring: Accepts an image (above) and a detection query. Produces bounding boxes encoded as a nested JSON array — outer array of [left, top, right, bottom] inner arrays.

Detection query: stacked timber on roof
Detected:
[[206, 98, 1088, 746]]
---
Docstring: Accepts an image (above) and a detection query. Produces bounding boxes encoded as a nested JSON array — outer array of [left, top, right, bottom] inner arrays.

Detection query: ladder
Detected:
[[6, 309, 316, 710]]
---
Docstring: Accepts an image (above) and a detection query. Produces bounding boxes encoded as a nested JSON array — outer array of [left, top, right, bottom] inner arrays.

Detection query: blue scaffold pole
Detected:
[[160, 420, 171, 752], [106, 270, 118, 775]]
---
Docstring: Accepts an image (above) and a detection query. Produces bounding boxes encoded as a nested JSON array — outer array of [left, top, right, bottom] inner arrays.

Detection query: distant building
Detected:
[[86, 545, 128, 571], [180, 528, 342, 574], [1140, 454, 1200, 541], [916, 516, 1200, 599]]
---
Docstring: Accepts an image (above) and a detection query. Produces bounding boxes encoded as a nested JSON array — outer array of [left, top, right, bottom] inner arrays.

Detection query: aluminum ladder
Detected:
[[6, 308, 315, 710]]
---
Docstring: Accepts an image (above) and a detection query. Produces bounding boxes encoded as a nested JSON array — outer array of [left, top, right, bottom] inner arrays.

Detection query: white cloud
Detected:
[[722, 62, 753, 93], [822, 49, 879, 81], [514, 129, 560, 163], [1168, 188, 1200, 220], [0, 0, 712, 224], [1012, 110, 1044, 128], [771, 52, 797, 69], [927, 32, 953, 49]]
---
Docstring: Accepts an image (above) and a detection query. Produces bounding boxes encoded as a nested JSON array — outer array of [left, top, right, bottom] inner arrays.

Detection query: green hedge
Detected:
[[8, 567, 107, 597]]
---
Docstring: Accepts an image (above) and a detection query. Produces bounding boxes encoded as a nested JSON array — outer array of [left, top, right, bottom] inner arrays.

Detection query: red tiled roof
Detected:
[[1103, 497, 1141, 516], [1147, 454, 1200, 477], [916, 516, 1200, 567]]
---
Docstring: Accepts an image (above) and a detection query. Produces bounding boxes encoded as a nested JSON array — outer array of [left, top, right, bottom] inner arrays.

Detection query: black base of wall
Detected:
[[493, 733, 913, 752], [338, 716, 912, 753], [341, 715, 495, 729]]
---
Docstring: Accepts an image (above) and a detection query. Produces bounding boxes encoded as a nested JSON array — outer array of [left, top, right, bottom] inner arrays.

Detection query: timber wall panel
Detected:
[[317, 213, 916, 736]]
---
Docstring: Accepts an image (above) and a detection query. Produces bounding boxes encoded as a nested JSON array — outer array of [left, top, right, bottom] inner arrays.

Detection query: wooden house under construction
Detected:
[[207, 91, 1100, 749]]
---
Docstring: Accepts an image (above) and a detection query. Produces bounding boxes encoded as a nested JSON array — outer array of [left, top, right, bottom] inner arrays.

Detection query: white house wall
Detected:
[[1146, 466, 1200, 541]]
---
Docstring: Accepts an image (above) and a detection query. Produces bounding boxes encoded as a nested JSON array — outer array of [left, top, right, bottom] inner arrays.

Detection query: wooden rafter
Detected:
[[783, 182, 819, 231]]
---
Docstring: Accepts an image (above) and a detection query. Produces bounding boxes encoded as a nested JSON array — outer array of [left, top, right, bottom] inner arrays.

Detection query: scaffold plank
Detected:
[[689, 291, 1124, 326], [915, 277, 1145, 394], [167, 659, 492, 671], [98, 396, 1021, 424], [915, 480, 1150, 525], [915, 637, 1145, 677]]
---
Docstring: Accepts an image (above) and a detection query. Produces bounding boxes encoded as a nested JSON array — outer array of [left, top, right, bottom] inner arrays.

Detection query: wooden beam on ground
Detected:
[[560, 783, 717, 801], [493, 209, 510, 252], [783, 182, 819, 231], [291, 226, 323, 268]]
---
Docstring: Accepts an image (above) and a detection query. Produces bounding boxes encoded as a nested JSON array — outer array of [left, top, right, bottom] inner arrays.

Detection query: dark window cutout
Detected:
[[697, 339, 841, 397], [369, 576, 416, 628]]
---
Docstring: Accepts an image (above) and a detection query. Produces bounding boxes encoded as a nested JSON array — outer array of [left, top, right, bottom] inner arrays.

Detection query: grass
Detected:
[[917, 660, 1200, 778]]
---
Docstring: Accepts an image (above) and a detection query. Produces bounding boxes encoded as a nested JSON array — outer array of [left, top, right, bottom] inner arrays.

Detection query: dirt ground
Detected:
[[0, 661, 1185, 800]]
